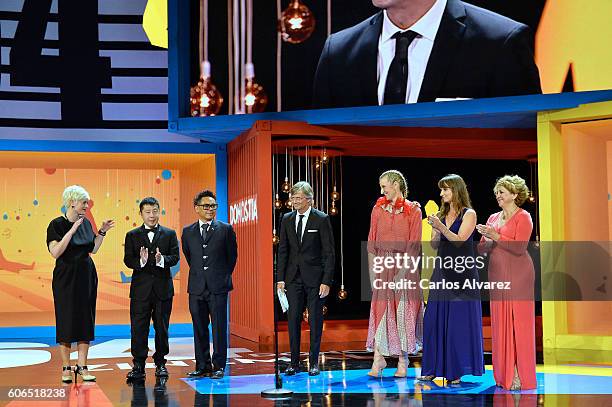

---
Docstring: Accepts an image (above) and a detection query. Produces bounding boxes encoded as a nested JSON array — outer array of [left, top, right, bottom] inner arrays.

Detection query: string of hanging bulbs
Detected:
[[190, 0, 319, 116]]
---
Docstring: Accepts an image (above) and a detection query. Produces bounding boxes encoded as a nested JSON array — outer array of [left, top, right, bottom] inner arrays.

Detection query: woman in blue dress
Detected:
[[418, 174, 484, 384]]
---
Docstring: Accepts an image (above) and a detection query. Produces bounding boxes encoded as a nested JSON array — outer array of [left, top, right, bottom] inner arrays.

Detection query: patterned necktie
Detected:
[[201, 223, 209, 241], [383, 30, 418, 105]]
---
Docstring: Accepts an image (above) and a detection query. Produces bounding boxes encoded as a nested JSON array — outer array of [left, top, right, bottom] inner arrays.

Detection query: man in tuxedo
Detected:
[[277, 181, 335, 376], [182, 190, 237, 379], [313, 0, 542, 109], [123, 197, 180, 381]]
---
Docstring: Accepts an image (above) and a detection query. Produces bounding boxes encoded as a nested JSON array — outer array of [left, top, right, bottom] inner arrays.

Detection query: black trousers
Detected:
[[129, 291, 173, 366], [286, 271, 324, 367], [189, 290, 228, 370]]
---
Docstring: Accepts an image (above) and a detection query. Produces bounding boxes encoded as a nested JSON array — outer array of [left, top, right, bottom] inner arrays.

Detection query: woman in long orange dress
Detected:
[[477, 175, 537, 390], [366, 170, 423, 378]]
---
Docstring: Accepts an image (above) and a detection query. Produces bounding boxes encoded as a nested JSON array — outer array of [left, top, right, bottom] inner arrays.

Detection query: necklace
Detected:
[[502, 206, 519, 221]]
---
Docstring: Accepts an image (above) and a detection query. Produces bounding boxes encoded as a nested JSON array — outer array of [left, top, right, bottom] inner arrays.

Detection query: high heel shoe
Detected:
[[367, 351, 387, 378], [61, 366, 72, 383], [509, 365, 521, 390], [416, 374, 435, 381], [394, 354, 407, 378], [510, 374, 521, 390], [74, 365, 96, 382]]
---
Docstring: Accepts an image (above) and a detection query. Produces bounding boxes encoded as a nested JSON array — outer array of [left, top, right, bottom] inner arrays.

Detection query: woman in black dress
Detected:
[[46, 185, 115, 382]]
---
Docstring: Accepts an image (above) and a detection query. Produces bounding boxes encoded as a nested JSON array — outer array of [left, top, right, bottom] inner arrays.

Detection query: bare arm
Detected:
[[91, 220, 115, 254], [438, 210, 477, 242], [430, 227, 441, 250], [48, 218, 83, 259]]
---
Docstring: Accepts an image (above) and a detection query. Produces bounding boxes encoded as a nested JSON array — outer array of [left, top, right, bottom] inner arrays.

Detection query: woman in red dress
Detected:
[[366, 170, 423, 378], [477, 175, 537, 390]]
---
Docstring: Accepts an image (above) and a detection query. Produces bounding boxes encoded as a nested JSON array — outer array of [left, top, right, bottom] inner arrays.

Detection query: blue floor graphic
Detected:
[[183, 367, 612, 395]]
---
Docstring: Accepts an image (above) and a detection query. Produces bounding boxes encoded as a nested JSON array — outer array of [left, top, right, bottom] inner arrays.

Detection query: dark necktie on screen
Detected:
[[297, 215, 304, 244], [383, 30, 418, 105]]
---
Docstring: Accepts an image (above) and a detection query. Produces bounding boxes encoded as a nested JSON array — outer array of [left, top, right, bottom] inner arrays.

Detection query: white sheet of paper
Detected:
[[277, 289, 289, 313]]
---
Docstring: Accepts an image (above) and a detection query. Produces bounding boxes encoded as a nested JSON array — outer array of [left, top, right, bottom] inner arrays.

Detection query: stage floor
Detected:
[[1, 334, 611, 406]]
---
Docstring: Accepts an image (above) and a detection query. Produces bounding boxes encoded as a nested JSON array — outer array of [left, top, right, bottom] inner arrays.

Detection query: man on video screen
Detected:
[[313, 0, 542, 109]]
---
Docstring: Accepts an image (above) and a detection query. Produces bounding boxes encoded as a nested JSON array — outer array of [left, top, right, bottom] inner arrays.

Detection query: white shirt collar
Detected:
[[381, 0, 447, 44], [198, 219, 212, 229], [296, 206, 312, 219], [144, 224, 158, 230]]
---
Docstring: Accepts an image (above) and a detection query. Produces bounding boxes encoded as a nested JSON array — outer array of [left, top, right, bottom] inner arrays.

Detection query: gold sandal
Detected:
[[61, 366, 72, 383], [75, 365, 96, 382]]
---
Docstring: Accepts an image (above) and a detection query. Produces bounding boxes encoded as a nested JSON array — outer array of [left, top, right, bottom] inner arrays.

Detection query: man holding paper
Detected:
[[277, 181, 336, 377]]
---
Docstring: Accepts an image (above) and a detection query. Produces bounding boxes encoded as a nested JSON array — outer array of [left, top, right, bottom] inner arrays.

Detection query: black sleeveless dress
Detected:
[[46, 216, 97, 343]]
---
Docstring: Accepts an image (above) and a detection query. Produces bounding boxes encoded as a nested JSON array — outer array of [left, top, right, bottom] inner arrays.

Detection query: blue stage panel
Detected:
[[169, 90, 612, 143], [182, 368, 612, 395]]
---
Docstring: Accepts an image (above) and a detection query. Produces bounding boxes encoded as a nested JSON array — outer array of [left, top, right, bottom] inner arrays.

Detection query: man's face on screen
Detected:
[[372, 0, 407, 10]]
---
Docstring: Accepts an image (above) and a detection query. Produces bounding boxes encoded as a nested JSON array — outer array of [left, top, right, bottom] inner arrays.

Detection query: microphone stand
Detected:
[[261, 256, 293, 399]]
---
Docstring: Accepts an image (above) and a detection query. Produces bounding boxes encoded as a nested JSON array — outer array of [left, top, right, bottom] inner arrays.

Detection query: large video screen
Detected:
[[187, 0, 612, 115]]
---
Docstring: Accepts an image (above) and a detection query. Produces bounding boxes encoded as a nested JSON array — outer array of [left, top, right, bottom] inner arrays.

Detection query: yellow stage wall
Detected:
[[538, 102, 612, 351]]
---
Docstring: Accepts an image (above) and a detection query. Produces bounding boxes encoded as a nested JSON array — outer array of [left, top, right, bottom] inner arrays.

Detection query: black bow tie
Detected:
[[145, 226, 159, 233]]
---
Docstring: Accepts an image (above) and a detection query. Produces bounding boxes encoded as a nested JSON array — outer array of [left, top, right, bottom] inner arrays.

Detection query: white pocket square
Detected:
[[307, 229, 318, 232], [435, 97, 472, 102]]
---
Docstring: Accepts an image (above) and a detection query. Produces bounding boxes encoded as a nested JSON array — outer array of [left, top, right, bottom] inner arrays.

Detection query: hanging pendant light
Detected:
[[274, 193, 283, 209], [279, 0, 316, 44], [190, 0, 222, 116], [244, 63, 268, 113], [337, 285, 347, 300], [282, 149, 291, 193], [331, 185, 340, 201], [272, 229, 280, 245], [281, 177, 291, 193], [190, 61, 223, 117], [329, 200, 338, 216], [321, 148, 329, 164]]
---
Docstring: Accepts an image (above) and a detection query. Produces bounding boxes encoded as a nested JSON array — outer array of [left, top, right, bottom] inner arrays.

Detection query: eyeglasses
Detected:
[[290, 196, 310, 202], [196, 204, 218, 210]]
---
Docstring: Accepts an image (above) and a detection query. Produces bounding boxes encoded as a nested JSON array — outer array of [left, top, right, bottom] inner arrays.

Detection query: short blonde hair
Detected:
[[380, 170, 408, 197], [494, 175, 529, 206], [290, 181, 313, 199], [62, 185, 90, 209]]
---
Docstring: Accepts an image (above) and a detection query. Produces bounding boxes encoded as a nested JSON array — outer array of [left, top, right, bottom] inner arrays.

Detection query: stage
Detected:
[[1, 333, 611, 406]]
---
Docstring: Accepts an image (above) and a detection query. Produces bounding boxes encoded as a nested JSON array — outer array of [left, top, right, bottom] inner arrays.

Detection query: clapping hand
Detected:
[[140, 246, 148, 264], [427, 214, 444, 232], [476, 224, 498, 241]]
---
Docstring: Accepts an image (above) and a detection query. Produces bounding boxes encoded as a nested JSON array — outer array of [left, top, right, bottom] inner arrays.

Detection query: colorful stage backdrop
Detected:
[[0, 151, 216, 327]]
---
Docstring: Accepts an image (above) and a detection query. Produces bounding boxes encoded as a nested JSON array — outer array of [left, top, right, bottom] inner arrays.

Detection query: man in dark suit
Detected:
[[123, 197, 180, 381], [313, 0, 541, 109], [182, 190, 237, 379], [277, 181, 336, 376]]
